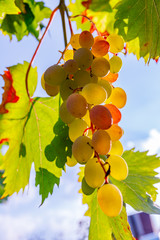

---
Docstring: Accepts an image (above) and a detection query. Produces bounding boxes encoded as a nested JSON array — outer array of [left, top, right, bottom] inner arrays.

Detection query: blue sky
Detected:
[[1, 0, 160, 239]]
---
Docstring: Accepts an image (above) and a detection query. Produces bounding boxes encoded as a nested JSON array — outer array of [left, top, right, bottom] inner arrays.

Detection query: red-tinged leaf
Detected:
[[81, 10, 88, 23], [82, 0, 92, 9], [0, 70, 19, 114], [0, 139, 9, 144]]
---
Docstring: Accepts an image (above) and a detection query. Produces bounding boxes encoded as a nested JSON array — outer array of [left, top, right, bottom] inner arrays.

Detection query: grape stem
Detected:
[[95, 151, 110, 184]]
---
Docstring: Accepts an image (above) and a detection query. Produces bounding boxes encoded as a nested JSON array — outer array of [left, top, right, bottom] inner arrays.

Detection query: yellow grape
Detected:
[[109, 140, 123, 156], [72, 136, 94, 164], [90, 74, 98, 83], [91, 57, 110, 77], [66, 155, 77, 167], [84, 157, 105, 188], [81, 177, 95, 195], [69, 119, 88, 142], [41, 73, 45, 90], [70, 34, 81, 49], [97, 184, 123, 217], [63, 59, 78, 74], [64, 49, 74, 61], [98, 79, 112, 98], [44, 64, 66, 86], [59, 101, 75, 124], [104, 53, 109, 61], [107, 34, 124, 53], [92, 129, 111, 155], [107, 155, 128, 180], [74, 48, 93, 70], [109, 56, 122, 73], [106, 124, 124, 141], [74, 70, 91, 87], [66, 93, 87, 118], [81, 83, 107, 104], [60, 79, 78, 100], [90, 105, 113, 130], [82, 110, 91, 126], [110, 87, 127, 109], [92, 39, 109, 57], [79, 30, 94, 48], [45, 84, 60, 97]]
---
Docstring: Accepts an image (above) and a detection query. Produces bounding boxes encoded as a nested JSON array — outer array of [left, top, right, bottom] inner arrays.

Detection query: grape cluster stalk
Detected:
[[41, 31, 128, 217]]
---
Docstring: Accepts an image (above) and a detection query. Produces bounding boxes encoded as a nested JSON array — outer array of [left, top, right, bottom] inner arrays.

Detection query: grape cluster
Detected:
[[41, 31, 128, 217]]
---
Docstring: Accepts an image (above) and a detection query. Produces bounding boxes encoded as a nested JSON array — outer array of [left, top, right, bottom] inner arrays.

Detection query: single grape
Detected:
[[109, 140, 123, 156], [90, 74, 98, 83], [90, 105, 113, 130], [44, 64, 66, 86], [74, 48, 93, 70], [92, 40, 110, 57], [107, 155, 128, 181], [63, 59, 78, 74], [110, 87, 127, 109], [94, 36, 104, 43], [92, 129, 111, 155], [105, 104, 121, 124], [63, 49, 74, 61], [107, 34, 124, 53], [91, 57, 110, 77], [59, 101, 75, 124], [81, 177, 95, 195], [66, 93, 87, 118], [45, 83, 60, 97], [66, 155, 77, 167], [106, 124, 123, 141], [60, 79, 78, 101], [102, 72, 118, 83], [72, 136, 94, 164], [70, 34, 81, 49], [79, 31, 94, 48], [84, 157, 105, 188], [98, 79, 112, 98], [81, 83, 107, 105], [69, 119, 88, 142], [74, 70, 91, 87], [97, 183, 123, 217], [109, 56, 122, 73]]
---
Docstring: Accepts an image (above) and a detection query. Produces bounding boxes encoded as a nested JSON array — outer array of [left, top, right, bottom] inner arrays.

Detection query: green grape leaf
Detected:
[[114, 0, 160, 60], [110, 149, 160, 214], [78, 168, 134, 240], [0, 0, 20, 16], [35, 168, 60, 205], [0, 62, 71, 199], [0, 0, 51, 40]]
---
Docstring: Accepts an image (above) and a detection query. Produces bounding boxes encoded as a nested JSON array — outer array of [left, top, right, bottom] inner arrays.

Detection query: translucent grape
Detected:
[[110, 87, 127, 109], [63, 49, 74, 61], [45, 84, 60, 97], [82, 110, 91, 126], [59, 101, 75, 124], [74, 70, 91, 87], [81, 177, 95, 195], [66, 155, 77, 167], [92, 129, 111, 155], [92, 40, 109, 57], [66, 93, 87, 118], [102, 72, 118, 83], [72, 136, 94, 164], [63, 59, 78, 74], [107, 34, 124, 53], [84, 158, 105, 188], [90, 105, 113, 130], [79, 31, 94, 48], [60, 79, 78, 101], [109, 56, 122, 73], [94, 36, 104, 43], [69, 119, 88, 142], [70, 34, 81, 49], [107, 155, 128, 180], [106, 124, 123, 141], [44, 64, 66, 86], [41, 73, 45, 90], [82, 83, 107, 105], [109, 140, 123, 156], [74, 48, 93, 70], [105, 104, 121, 124], [97, 184, 123, 217], [91, 57, 110, 77], [98, 79, 112, 98], [90, 74, 98, 83]]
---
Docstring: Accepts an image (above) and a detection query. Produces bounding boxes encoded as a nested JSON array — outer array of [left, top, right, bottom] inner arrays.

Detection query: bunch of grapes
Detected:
[[41, 31, 128, 217]]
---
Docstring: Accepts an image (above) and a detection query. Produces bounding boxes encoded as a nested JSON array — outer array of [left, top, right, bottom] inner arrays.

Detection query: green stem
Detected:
[[59, 0, 67, 47]]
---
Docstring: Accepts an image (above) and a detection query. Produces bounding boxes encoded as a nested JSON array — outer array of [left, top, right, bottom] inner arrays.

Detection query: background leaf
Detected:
[[0, 0, 20, 16]]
